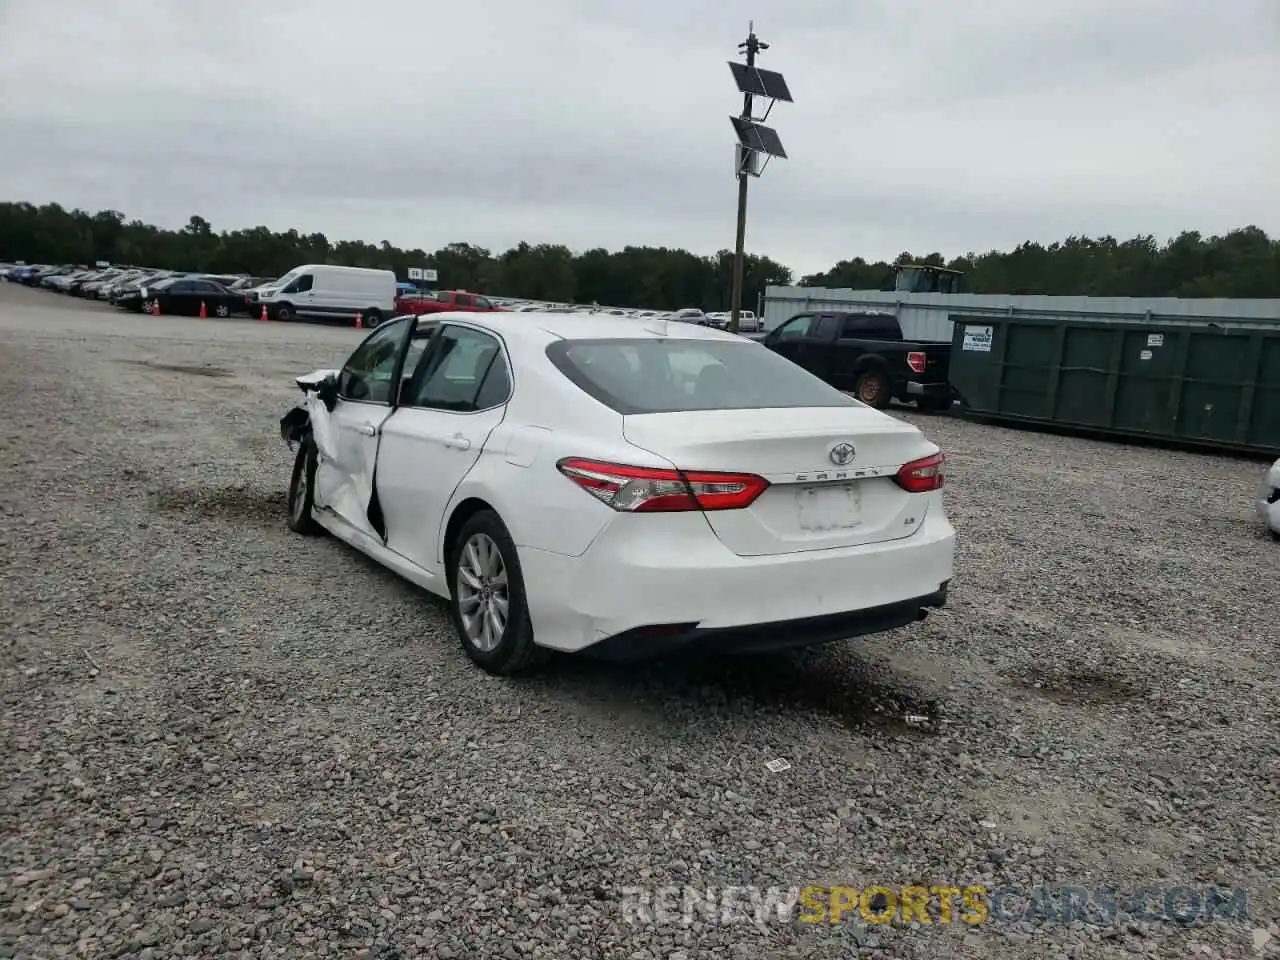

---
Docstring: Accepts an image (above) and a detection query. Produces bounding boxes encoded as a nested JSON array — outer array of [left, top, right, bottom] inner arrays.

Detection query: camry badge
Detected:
[[829, 442, 856, 466]]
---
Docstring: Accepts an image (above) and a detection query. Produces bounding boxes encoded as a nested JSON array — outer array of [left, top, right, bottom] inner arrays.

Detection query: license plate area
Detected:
[[795, 481, 862, 531]]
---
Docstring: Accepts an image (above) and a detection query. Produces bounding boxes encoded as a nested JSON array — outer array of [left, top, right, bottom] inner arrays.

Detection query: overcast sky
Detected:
[[1, 0, 1276, 276]]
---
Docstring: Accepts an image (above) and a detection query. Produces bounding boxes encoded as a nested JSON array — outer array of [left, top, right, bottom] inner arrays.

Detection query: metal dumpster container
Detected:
[[949, 315, 1280, 456]]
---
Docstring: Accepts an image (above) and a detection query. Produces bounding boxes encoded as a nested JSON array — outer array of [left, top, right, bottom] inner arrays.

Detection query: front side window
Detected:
[[773, 314, 815, 339], [339, 317, 411, 403], [285, 274, 314, 294]]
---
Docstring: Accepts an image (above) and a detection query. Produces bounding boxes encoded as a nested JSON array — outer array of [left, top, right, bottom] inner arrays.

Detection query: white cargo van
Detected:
[[252, 265, 396, 326]]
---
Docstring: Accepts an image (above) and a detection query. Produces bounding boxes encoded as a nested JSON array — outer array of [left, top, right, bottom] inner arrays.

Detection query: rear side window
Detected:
[[814, 315, 839, 340], [546, 338, 857, 415], [841, 314, 900, 339], [408, 325, 506, 411]]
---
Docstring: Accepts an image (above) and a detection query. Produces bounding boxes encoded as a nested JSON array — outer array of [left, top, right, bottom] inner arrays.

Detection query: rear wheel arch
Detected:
[[445, 507, 546, 674], [851, 353, 892, 377], [443, 497, 497, 566]]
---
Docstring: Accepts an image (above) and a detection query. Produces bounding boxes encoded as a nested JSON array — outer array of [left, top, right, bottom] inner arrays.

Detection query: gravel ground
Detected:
[[1, 282, 1277, 960]]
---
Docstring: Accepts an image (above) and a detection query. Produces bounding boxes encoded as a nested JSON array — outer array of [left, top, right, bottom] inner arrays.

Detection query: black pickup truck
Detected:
[[756, 311, 953, 410]]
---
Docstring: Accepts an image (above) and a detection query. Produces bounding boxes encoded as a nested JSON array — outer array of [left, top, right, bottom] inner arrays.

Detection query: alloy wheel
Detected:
[[456, 533, 509, 652]]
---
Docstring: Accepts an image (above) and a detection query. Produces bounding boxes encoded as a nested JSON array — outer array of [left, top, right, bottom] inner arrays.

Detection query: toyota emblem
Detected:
[[829, 442, 856, 465]]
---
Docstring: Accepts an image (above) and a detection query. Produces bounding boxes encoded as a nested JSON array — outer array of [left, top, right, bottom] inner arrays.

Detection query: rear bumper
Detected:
[[588, 585, 948, 661], [902, 379, 952, 400], [519, 502, 955, 656]]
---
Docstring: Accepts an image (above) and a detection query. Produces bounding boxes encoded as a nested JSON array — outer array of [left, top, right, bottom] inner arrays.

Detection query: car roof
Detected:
[[428, 310, 750, 348]]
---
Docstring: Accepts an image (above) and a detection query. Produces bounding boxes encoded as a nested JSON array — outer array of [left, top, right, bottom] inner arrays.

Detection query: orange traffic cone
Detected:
[[199, 301, 207, 319], [259, 304, 269, 322], [354, 312, 364, 330], [152, 299, 161, 316]]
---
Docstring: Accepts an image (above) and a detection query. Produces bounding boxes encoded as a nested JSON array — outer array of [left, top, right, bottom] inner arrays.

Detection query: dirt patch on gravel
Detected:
[[1006, 667, 1148, 705], [149, 483, 285, 524], [125, 359, 233, 377]]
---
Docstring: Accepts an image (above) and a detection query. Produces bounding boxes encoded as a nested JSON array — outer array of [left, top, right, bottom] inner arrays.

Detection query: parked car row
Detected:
[[2, 261, 762, 332], [1, 262, 275, 317], [490, 297, 763, 331]]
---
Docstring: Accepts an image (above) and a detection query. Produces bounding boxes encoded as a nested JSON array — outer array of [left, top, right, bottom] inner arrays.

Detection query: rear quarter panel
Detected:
[[445, 362, 639, 561]]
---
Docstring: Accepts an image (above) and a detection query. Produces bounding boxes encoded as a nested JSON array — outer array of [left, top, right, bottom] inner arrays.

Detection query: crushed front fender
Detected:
[[280, 406, 310, 449]]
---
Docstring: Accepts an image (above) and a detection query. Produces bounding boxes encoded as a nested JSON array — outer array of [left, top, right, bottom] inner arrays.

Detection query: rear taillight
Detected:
[[894, 451, 945, 492], [557, 458, 768, 512], [906, 351, 927, 375]]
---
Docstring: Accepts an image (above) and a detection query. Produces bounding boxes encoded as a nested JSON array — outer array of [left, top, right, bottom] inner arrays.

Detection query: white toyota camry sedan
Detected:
[[1258, 458, 1280, 540], [279, 311, 955, 674]]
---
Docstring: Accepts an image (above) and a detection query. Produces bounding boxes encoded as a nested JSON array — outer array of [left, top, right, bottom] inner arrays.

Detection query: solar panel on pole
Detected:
[[755, 67, 793, 102], [726, 25, 792, 336], [728, 61, 769, 97], [751, 122, 786, 159], [729, 116, 786, 159], [729, 116, 764, 153]]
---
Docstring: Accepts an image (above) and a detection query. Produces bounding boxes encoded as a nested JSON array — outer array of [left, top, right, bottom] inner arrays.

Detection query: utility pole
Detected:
[[725, 25, 791, 334], [728, 26, 760, 335]]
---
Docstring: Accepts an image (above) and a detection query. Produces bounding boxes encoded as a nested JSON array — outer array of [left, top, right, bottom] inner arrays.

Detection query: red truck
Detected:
[[393, 289, 506, 316]]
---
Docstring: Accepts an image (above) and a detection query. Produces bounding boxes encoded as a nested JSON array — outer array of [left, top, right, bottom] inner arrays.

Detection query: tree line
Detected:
[[800, 227, 1280, 299], [1, 202, 1276, 307]]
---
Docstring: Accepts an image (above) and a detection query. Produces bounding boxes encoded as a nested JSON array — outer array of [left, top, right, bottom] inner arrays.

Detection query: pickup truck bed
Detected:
[[758, 311, 952, 410]]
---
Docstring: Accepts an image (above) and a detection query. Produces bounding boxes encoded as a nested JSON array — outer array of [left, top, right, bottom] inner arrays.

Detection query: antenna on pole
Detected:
[[725, 24, 792, 334]]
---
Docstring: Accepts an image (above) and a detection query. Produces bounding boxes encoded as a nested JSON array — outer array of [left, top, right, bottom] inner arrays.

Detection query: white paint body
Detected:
[[290, 312, 955, 654], [1257, 458, 1280, 537]]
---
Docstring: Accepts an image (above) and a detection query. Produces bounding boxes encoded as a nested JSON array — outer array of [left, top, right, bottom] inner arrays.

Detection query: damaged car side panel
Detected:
[[1258, 457, 1280, 541], [279, 367, 384, 539], [280, 368, 341, 446]]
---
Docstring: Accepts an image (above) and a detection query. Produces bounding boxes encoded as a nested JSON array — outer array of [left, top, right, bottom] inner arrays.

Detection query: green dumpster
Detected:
[[948, 315, 1280, 456]]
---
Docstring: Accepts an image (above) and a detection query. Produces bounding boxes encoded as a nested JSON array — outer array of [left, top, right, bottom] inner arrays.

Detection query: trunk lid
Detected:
[[623, 406, 938, 556]]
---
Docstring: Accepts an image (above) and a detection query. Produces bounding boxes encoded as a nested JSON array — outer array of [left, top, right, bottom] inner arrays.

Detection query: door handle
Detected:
[[356, 424, 377, 437], [443, 433, 471, 450]]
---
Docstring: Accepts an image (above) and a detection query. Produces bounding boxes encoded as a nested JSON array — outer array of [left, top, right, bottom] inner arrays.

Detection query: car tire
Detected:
[[365, 309, 384, 328], [286, 438, 322, 535], [855, 370, 891, 409], [275, 303, 294, 322], [447, 510, 548, 675], [215, 303, 230, 318]]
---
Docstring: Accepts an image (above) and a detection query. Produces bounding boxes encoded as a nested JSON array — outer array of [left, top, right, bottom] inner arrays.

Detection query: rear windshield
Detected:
[[546, 338, 858, 415]]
